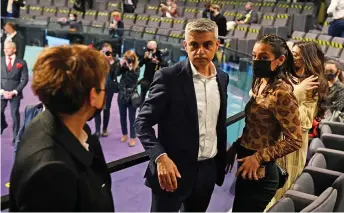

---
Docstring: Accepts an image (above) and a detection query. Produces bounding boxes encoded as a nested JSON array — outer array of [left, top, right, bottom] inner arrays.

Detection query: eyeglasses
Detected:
[[104, 51, 113, 56]]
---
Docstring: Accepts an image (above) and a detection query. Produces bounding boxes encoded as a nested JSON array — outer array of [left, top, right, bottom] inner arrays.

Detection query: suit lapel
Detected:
[[1, 57, 9, 77], [180, 60, 198, 124], [7, 58, 18, 77]]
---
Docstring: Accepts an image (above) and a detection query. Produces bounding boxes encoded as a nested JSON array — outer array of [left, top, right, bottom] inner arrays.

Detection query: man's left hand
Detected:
[[236, 154, 260, 180]]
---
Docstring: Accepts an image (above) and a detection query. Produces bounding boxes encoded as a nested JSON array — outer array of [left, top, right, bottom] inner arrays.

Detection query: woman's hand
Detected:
[[235, 155, 260, 180], [225, 144, 237, 174], [295, 75, 319, 91]]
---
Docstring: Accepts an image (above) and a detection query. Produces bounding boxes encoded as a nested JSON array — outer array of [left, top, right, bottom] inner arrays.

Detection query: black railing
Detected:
[[0, 111, 246, 210]]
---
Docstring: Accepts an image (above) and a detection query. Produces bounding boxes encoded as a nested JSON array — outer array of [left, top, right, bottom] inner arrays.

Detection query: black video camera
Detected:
[[125, 56, 134, 64]]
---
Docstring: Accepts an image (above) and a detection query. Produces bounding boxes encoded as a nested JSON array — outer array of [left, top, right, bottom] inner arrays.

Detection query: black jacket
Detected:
[[9, 110, 114, 212], [134, 59, 229, 197], [139, 50, 168, 83], [1, 0, 25, 18]]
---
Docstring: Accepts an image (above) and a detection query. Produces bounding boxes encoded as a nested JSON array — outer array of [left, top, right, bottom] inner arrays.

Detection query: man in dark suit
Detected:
[[2, 0, 25, 18], [2, 22, 26, 59], [135, 18, 229, 212], [1, 40, 29, 142], [14, 103, 44, 155]]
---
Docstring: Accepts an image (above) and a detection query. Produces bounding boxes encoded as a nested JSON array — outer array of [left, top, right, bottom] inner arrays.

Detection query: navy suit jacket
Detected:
[[134, 59, 229, 196], [14, 103, 44, 154]]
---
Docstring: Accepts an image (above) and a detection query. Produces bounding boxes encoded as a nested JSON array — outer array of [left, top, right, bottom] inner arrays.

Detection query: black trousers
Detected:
[[151, 158, 217, 212], [1, 97, 21, 141], [95, 91, 115, 133], [140, 80, 151, 105], [232, 145, 279, 212]]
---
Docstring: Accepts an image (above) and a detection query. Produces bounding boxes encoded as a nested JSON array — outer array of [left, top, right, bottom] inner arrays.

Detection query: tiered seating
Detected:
[[268, 121, 344, 212]]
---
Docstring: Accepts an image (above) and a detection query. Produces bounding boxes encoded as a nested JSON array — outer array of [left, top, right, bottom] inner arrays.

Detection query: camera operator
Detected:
[[139, 41, 168, 104], [94, 43, 120, 137], [117, 50, 140, 147]]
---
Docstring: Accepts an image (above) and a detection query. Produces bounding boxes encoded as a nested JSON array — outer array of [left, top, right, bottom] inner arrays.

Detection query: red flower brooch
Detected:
[[16, 63, 23, 69]]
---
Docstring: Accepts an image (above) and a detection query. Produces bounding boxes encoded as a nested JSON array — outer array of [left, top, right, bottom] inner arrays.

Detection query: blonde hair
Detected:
[[185, 18, 218, 41], [123, 50, 139, 70]]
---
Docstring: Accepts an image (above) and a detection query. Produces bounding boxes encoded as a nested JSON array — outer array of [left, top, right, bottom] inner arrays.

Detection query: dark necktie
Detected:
[[7, 57, 12, 71]]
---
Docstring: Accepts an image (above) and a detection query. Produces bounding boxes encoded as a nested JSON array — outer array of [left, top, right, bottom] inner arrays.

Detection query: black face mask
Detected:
[[252, 60, 279, 78], [210, 10, 215, 15], [88, 91, 106, 121], [325, 73, 337, 81]]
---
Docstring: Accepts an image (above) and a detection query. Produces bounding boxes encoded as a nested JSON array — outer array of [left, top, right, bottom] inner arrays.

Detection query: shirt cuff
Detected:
[[0, 89, 4, 96], [155, 153, 167, 164], [12, 90, 18, 95]]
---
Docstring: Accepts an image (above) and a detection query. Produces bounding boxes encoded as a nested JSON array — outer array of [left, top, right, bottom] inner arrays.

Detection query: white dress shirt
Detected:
[[327, 0, 344, 19], [190, 62, 220, 161], [5, 31, 17, 43], [7, 0, 14, 13]]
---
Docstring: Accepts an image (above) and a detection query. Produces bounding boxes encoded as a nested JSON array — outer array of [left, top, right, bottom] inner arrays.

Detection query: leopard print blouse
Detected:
[[240, 80, 303, 163]]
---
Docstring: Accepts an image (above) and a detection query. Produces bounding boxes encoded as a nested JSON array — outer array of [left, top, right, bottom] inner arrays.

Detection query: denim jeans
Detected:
[[117, 95, 137, 138], [328, 19, 344, 38]]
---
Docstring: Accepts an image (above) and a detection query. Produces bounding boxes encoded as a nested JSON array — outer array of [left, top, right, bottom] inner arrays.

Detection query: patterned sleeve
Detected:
[[254, 89, 303, 163]]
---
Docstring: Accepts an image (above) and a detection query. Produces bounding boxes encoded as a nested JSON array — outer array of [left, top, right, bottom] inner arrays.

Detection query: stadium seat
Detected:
[[325, 37, 344, 58], [308, 148, 344, 173]]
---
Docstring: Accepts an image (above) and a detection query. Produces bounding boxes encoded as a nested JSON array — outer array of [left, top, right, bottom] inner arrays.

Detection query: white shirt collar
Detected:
[[7, 31, 17, 39], [190, 61, 217, 77]]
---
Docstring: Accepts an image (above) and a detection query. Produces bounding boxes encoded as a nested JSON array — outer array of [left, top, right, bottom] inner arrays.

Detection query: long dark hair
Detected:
[[294, 41, 328, 117], [252, 35, 297, 95]]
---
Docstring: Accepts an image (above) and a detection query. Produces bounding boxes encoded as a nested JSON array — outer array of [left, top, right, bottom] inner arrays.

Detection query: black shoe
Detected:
[[1, 122, 8, 135]]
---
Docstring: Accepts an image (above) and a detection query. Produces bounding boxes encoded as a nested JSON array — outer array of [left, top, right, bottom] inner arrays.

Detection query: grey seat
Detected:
[[95, 0, 108, 10], [173, 18, 186, 30], [304, 32, 320, 42], [147, 15, 161, 28], [40, 0, 53, 6], [135, 14, 150, 26], [168, 30, 184, 44], [223, 10, 237, 22], [28, 5, 43, 16], [160, 17, 173, 29], [33, 16, 49, 27], [223, 1, 235, 11], [317, 35, 333, 53], [88, 21, 105, 34], [96, 10, 109, 22], [268, 187, 338, 212], [130, 25, 145, 38], [287, 3, 303, 14], [146, 5, 159, 15], [156, 28, 170, 42], [42, 6, 57, 18], [185, 0, 199, 7], [302, 2, 314, 15], [308, 148, 344, 173], [325, 37, 344, 58], [84, 10, 97, 21], [143, 27, 157, 40], [290, 167, 344, 212], [122, 13, 136, 26], [237, 24, 261, 55], [226, 24, 249, 51], [260, 1, 275, 13], [293, 13, 314, 32], [290, 31, 306, 42], [309, 134, 344, 156], [274, 2, 290, 13], [107, 2, 120, 11], [260, 13, 276, 36], [321, 121, 344, 136], [26, 0, 38, 4], [56, 7, 70, 18], [183, 7, 197, 19], [135, 3, 146, 14], [309, 18, 333, 35], [20, 5, 29, 16]]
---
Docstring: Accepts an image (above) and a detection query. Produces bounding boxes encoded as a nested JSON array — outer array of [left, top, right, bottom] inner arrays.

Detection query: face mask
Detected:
[[114, 17, 121, 22], [88, 92, 106, 121], [210, 10, 215, 15], [325, 73, 337, 81], [252, 60, 279, 78]]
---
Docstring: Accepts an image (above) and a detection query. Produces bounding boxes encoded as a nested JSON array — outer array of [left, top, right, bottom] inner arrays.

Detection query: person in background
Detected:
[[117, 50, 140, 147], [327, 0, 344, 37], [94, 43, 120, 137], [139, 41, 168, 104], [1, 41, 29, 143], [109, 11, 124, 39], [160, 0, 178, 18], [123, 0, 138, 13], [9, 45, 114, 211], [135, 19, 229, 212], [324, 59, 344, 116], [210, 4, 227, 44], [202, 2, 212, 19], [14, 103, 44, 155], [226, 35, 302, 212], [2, 22, 25, 59], [2, 0, 25, 18], [57, 13, 83, 33], [226, 2, 258, 31], [265, 41, 328, 210]]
